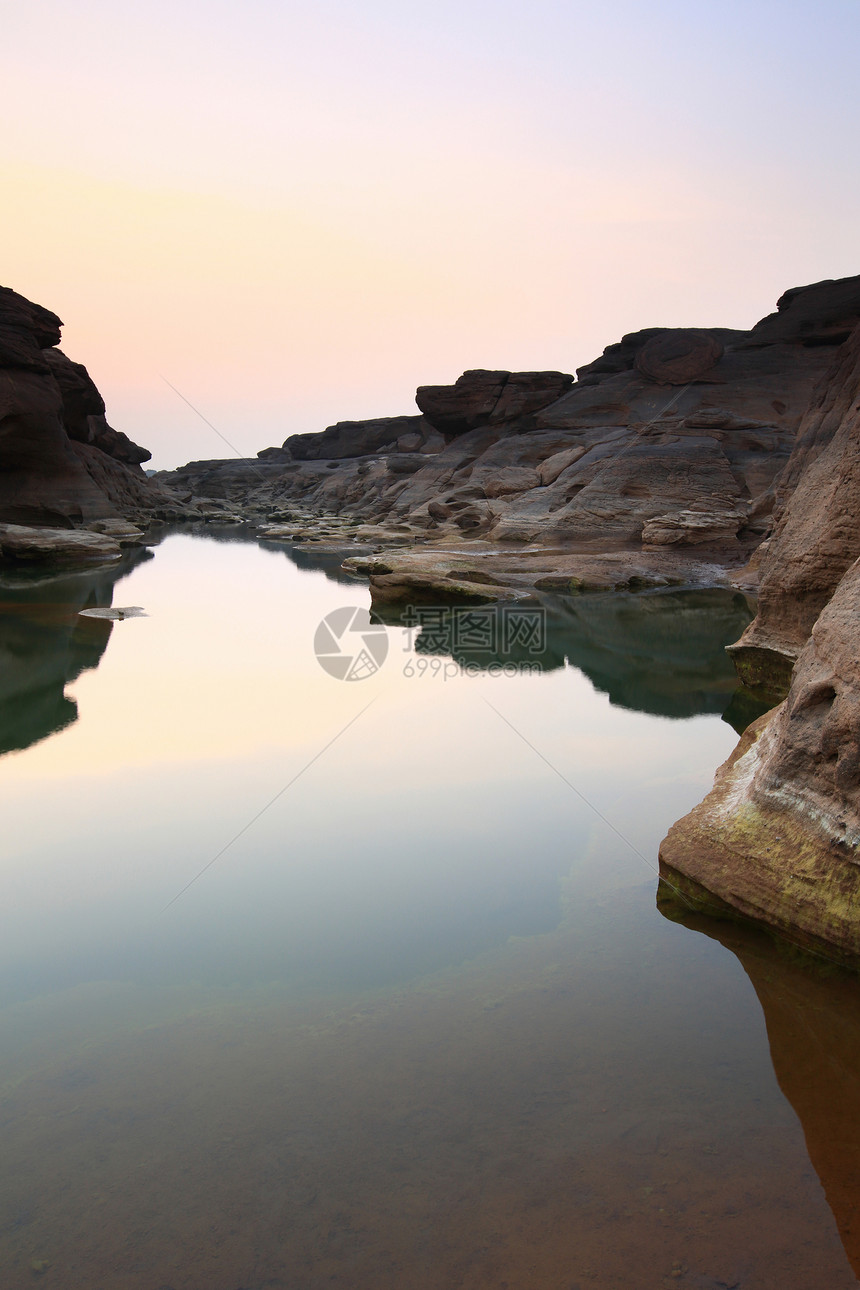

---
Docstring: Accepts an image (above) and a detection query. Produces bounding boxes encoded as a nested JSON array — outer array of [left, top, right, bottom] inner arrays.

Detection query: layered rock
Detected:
[[162, 282, 856, 579], [283, 414, 440, 461], [415, 370, 574, 438], [729, 323, 860, 695], [660, 555, 860, 964], [0, 286, 172, 533]]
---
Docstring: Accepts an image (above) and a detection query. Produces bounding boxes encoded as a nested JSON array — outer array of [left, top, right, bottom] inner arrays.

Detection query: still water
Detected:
[[1, 528, 859, 1289]]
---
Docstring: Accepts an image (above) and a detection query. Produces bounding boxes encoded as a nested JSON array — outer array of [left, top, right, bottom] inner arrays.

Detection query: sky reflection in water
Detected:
[[1, 529, 858, 1288]]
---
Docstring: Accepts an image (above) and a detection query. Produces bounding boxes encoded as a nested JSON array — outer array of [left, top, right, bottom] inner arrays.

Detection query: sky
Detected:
[[2, 0, 859, 470]]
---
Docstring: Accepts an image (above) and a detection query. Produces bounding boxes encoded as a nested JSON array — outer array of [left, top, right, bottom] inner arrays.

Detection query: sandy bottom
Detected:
[[0, 885, 856, 1290]]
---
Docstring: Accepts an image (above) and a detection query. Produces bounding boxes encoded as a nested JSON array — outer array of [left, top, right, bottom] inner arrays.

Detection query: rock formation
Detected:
[[0, 286, 172, 532], [729, 322, 860, 695], [661, 551, 860, 963], [658, 288, 860, 965], [163, 278, 860, 610]]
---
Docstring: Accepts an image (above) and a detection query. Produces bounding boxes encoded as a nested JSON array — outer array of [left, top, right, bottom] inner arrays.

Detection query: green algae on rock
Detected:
[[660, 555, 860, 966]]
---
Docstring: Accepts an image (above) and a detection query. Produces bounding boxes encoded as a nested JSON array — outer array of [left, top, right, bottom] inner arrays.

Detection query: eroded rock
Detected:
[[730, 323, 860, 691], [660, 557, 860, 965], [0, 523, 123, 565], [635, 329, 725, 385]]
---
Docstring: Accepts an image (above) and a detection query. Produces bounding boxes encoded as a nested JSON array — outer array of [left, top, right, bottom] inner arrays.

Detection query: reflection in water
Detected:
[[380, 585, 770, 725], [0, 549, 151, 756], [2, 529, 857, 1287], [659, 887, 860, 1280]]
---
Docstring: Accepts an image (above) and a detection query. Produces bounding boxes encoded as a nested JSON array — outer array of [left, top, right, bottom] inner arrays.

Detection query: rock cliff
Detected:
[[729, 320, 860, 695], [661, 532, 860, 963], [0, 286, 169, 530], [659, 286, 860, 964], [162, 278, 860, 607]]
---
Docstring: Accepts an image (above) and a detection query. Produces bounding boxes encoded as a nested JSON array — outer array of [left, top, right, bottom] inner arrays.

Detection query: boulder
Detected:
[[415, 370, 573, 439], [537, 445, 587, 486], [385, 454, 426, 475], [635, 329, 725, 385], [284, 415, 428, 460], [0, 523, 123, 565]]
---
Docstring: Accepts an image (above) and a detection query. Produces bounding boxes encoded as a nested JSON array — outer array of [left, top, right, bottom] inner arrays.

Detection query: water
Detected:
[[0, 528, 858, 1289]]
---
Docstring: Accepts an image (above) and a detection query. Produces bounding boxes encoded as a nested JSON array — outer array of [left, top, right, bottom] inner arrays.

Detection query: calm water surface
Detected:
[[1, 528, 859, 1289]]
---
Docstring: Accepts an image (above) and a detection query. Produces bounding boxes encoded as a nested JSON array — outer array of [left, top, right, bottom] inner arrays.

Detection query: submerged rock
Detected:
[[78, 605, 147, 620]]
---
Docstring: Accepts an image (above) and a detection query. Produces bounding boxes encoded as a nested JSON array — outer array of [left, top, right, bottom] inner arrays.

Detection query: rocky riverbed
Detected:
[[3, 274, 860, 963]]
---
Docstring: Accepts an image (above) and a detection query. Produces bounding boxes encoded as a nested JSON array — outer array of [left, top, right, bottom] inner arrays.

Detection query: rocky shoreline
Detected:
[[2, 276, 860, 964]]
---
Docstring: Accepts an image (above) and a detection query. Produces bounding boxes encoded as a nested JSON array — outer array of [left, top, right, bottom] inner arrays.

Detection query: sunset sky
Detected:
[[3, 0, 858, 469]]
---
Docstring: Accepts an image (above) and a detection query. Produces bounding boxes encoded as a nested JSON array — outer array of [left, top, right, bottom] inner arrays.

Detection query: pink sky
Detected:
[[4, 0, 859, 469]]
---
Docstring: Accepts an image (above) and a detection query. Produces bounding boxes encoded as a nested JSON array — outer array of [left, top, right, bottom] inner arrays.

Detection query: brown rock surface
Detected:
[[0, 523, 123, 565], [745, 275, 860, 348], [634, 328, 725, 385], [284, 415, 432, 461], [161, 278, 860, 601], [660, 556, 860, 965], [730, 323, 860, 691], [0, 286, 167, 534], [0, 287, 62, 370], [415, 370, 573, 439]]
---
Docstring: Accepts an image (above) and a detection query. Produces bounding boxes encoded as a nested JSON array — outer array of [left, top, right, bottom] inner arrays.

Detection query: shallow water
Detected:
[[1, 528, 858, 1288]]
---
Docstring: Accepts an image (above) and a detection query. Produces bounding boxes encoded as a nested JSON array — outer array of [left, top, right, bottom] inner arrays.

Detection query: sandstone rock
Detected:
[[635, 329, 725, 385], [83, 519, 145, 544], [660, 556, 860, 965], [0, 286, 167, 528], [641, 507, 745, 547], [257, 446, 292, 462], [575, 328, 668, 382], [159, 278, 858, 607], [44, 350, 150, 466], [0, 368, 119, 525], [537, 446, 587, 486], [729, 323, 860, 692], [0, 523, 123, 566], [0, 287, 62, 371], [415, 370, 573, 439], [745, 275, 860, 348], [482, 467, 541, 498], [385, 454, 425, 475], [284, 415, 427, 460]]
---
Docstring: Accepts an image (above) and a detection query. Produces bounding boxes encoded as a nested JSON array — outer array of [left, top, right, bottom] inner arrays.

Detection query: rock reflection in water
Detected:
[[658, 886, 860, 1280], [0, 549, 151, 757], [381, 586, 770, 725]]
